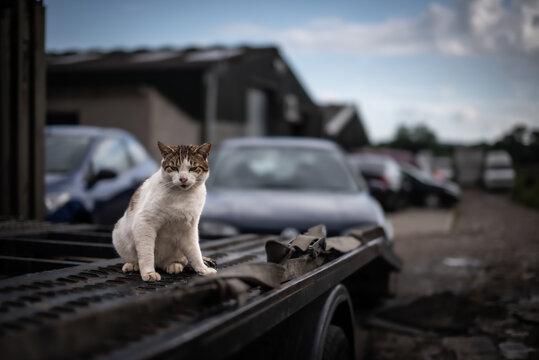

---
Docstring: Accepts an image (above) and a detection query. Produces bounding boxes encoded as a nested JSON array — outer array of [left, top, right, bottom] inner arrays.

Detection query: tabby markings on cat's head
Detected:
[[157, 141, 211, 190]]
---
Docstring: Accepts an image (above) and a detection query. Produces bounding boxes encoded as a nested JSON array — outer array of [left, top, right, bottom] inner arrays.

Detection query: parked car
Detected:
[[200, 137, 393, 239], [481, 150, 515, 190], [400, 164, 460, 208], [347, 154, 404, 211], [45, 126, 158, 224], [432, 156, 455, 181]]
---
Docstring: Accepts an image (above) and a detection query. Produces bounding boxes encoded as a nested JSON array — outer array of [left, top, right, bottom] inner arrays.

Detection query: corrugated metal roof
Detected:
[[47, 46, 273, 71]]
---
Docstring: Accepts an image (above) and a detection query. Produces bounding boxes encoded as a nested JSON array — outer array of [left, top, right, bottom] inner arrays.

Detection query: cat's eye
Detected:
[[170, 166, 178, 171], [189, 167, 198, 172]]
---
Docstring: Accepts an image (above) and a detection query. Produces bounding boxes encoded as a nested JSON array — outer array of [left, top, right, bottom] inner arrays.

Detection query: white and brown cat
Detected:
[[112, 141, 217, 281]]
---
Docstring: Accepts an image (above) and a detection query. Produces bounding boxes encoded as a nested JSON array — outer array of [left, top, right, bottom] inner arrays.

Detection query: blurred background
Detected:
[[41, 0, 539, 218], [2, 0, 538, 223], [1, 1, 539, 358]]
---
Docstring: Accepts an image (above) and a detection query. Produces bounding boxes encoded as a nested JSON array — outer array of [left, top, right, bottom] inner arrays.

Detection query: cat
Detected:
[[112, 141, 217, 281]]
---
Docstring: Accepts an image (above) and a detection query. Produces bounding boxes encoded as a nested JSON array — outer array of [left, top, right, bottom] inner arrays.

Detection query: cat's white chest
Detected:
[[164, 190, 205, 223]]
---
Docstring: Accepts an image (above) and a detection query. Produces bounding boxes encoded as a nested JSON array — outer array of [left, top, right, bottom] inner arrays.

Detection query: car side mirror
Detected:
[[88, 169, 117, 188]]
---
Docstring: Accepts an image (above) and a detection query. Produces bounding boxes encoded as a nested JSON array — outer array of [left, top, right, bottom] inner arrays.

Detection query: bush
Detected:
[[511, 166, 539, 210]]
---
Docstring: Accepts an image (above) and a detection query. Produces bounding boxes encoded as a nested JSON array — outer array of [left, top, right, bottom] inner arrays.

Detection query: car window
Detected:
[[45, 134, 93, 174], [125, 136, 149, 166], [209, 146, 359, 192], [92, 137, 130, 174]]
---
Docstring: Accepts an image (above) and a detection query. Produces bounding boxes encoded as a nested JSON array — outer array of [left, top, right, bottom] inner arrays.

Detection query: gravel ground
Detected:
[[364, 189, 539, 360]]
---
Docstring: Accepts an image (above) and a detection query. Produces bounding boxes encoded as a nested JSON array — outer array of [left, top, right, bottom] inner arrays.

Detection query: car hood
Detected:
[[201, 189, 383, 235]]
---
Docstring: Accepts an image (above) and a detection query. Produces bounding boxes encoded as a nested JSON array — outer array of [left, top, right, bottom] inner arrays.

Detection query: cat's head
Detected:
[[157, 141, 211, 190]]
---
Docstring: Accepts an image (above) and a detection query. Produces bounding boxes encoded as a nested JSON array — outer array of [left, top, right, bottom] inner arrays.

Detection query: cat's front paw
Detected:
[[165, 262, 184, 274], [141, 271, 161, 282], [122, 262, 139, 272], [195, 266, 217, 276]]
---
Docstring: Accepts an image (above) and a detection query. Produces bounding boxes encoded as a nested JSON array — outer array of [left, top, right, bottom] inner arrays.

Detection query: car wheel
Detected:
[[323, 325, 352, 360], [424, 193, 441, 208]]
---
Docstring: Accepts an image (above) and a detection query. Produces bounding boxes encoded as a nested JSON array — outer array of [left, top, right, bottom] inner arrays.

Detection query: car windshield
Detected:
[[209, 146, 359, 192], [45, 133, 93, 173]]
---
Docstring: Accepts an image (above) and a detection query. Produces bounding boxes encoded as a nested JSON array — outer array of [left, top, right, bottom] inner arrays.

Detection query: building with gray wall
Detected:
[[47, 46, 323, 159]]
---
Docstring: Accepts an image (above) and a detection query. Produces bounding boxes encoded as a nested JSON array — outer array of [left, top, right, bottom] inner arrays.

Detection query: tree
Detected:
[[388, 123, 438, 153], [493, 124, 539, 164]]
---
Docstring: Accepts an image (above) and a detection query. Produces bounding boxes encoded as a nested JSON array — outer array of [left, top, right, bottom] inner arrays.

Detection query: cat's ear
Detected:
[[196, 143, 212, 159], [157, 141, 175, 157]]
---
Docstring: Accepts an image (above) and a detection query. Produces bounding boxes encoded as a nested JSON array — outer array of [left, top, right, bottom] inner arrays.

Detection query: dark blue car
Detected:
[[45, 126, 158, 225]]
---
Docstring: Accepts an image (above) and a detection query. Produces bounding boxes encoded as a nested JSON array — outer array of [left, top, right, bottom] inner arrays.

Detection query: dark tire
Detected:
[[423, 193, 441, 208], [323, 325, 352, 360]]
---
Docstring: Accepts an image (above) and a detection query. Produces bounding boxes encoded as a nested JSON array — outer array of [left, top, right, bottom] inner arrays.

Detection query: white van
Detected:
[[482, 150, 515, 190]]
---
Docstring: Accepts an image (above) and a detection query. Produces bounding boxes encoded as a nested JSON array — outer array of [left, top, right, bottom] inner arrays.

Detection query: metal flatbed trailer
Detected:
[[0, 223, 400, 360]]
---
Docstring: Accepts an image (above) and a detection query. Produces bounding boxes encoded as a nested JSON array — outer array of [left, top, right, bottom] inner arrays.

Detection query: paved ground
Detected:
[[387, 206, 455, 238], [364, 189, 539, 360]]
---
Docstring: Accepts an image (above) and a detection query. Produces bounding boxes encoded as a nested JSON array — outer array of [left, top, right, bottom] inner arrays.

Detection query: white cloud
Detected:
[[440, 87, 456, 98], [225, 17, 427, 55], [220, 0, 539, 143], [223, 0, 539, 60], [454, 106, 479, 123], [469, 0, 504, 34], [522, 0, 539, 52]]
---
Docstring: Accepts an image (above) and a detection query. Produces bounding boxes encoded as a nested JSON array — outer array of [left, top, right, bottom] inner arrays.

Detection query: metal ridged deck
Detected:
[[0, 224, 279, 360], [0, 223, 399, 360]]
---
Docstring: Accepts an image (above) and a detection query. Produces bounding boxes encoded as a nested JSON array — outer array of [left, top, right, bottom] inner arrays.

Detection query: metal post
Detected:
[[0, 0, 45, 220]]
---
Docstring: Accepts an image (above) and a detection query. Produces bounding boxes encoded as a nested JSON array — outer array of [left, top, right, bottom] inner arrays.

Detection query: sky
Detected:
[[44, 0, 539, 144]]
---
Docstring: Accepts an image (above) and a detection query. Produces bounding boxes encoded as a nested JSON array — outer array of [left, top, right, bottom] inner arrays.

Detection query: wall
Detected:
[[216, 50, 322, 139], [212, 121, 244, 146], [146, 87, 200, 160], [454, 147, 484, 186], [47, 87, 151, 145], [47, 86, 200, 161]]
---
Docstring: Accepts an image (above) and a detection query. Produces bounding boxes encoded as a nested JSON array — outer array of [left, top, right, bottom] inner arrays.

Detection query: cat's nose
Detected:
[[180, 176, 188, 183]]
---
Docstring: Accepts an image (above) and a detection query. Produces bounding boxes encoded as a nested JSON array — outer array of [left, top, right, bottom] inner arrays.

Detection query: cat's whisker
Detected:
[[160, 181, 177, 189]]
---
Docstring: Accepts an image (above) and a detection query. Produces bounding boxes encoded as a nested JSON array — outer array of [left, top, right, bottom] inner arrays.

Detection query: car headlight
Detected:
[[45, 192, 71, 213], [199, 221, 239, 238], [383, 219, 394, 243]]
